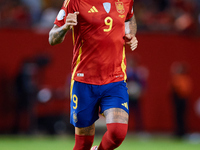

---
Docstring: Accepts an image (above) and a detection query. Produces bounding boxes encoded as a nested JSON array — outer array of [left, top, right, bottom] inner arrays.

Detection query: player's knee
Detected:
[[110, 129, 127, 146], [107, 123, 128, 146]]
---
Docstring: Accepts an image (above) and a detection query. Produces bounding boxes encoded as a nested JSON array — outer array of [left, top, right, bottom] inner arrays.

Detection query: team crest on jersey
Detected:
[[115, 1, 125, 14]]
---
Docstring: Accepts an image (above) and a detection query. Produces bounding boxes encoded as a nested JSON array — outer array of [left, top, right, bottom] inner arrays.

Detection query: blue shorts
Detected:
[[70, 80, 129, 127]]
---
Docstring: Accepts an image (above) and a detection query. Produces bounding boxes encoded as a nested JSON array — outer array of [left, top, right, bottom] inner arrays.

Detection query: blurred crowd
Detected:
[[0, 0, 63, 30], [134, 0, 200, 34], [0, 0, 200, 34]]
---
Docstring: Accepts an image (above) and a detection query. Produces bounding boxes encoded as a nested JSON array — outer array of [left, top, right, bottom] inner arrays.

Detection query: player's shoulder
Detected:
[[61, 0, 80, 11]]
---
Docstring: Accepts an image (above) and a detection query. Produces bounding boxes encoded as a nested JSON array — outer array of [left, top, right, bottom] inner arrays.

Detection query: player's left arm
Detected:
[[125, 14, 138, 51]]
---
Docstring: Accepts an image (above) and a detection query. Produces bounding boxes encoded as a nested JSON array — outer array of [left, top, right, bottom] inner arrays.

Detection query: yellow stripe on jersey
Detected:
[[90, 8, 95, 13], [70, 45, 83, 99], [64, 0, 70, 8], [92, 6, 98, 12], [121, 46, 127, 81], [72, 27, 75, 45]]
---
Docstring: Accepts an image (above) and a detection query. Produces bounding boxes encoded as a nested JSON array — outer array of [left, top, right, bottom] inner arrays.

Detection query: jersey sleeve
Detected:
[[126, 0, 134, 21], [54, 0, 79, 27]]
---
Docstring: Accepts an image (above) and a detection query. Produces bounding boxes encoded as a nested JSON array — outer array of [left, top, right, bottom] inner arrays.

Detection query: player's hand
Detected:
[[64, 12, 79, 30], [125, 34, 138, 51]]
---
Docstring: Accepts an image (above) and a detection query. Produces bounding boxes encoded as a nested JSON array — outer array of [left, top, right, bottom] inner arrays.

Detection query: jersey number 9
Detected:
[[104, 17, 113, 32]]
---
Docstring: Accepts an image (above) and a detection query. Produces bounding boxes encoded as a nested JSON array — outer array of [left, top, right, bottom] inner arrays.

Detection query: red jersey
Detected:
[[54, 0, 134, 85]]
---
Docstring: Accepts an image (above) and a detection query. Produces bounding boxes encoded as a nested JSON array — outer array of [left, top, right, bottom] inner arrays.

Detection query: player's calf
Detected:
[[98, 123, 128, 150], [73, 134, 94, 150]]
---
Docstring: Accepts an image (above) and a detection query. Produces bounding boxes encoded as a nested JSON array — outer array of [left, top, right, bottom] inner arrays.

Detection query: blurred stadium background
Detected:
[[0, 0, 200, 149]]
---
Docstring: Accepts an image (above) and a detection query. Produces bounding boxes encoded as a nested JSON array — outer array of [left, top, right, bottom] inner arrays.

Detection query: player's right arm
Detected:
[[125, 15, 138, 51], [49, 12, 79, 46]]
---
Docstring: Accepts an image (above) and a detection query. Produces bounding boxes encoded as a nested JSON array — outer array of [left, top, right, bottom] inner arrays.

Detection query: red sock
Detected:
[[98, 123, 128, 150], [73, 134, 94, 150]]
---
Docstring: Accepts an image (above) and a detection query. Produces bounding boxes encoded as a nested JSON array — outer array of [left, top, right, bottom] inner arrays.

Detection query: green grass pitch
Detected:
[[0, 134, 200, 150]]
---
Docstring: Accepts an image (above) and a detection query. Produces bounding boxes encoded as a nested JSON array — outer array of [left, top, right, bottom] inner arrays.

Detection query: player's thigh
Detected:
[[70, 81, 100, 128], [104, 108, 128, 124], [100, 81, 129, 114], [75, 123, 95, 136], [100, 81, 129, 124]]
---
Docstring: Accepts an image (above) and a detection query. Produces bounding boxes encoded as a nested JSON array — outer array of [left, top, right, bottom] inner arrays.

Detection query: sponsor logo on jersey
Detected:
[[88, 6, 98, 13], [103, 2, 111, 13], [122, 102, 128, 110], [115, 74, 123, 78], [77, 73, 84, 77], [115, 1, 125, 14]]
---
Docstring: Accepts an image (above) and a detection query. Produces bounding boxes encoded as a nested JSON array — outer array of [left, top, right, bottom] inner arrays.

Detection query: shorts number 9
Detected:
[[73, 95, 78, 109]]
